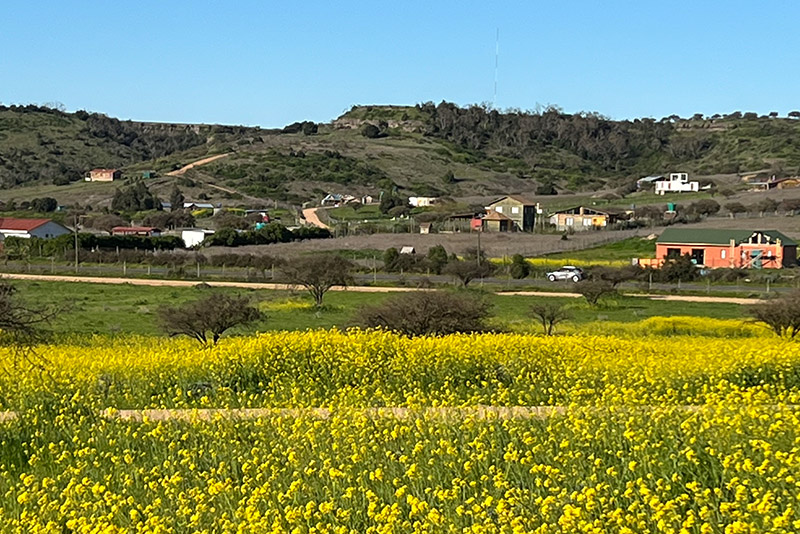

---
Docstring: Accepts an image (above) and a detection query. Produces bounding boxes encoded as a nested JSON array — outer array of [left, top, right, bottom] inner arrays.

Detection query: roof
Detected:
[[483, 210, 513, 221], [90, 168, 119, 173], [0, 218, 52, 231], [550, 206, 617, 216], [112, 226, 160, 233], [487, 195, 537, 207], [184, 202, 215, 209], [637, 175, 665, 183], [657, 228, 797, 246]]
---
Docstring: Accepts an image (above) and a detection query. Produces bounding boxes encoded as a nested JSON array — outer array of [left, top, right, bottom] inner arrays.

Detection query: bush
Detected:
[[749, 291, 800, 338], [357, 291, 491, 336], [530, 301, 570, 335], [509, 255, 530, 279], [575, 280, 616, 306]]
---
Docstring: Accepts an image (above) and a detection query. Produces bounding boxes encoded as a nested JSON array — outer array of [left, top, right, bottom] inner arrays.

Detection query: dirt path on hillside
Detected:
[[301, 207, 331, 229], [166, 153, 231, 176], [0, 273, 760, 304]]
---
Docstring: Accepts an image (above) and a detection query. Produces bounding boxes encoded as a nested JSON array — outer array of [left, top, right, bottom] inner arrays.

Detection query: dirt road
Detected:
[[0, 273, 759, 304], [301, 207, 330, 229], [166, 153, 230, 176]]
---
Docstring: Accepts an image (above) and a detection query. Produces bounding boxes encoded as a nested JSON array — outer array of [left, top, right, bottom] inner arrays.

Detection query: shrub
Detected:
[[749, 291, 800, 338], [509, 254, 530, 279], [357, 291, 491, 336], [575, 280, 616, 306]]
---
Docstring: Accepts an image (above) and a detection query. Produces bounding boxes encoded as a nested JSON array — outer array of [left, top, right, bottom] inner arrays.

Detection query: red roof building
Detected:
[[0, 218, 71, 239]]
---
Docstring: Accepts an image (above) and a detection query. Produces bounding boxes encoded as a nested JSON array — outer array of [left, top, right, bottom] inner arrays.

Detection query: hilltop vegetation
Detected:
[[3, 102, 800, 206]]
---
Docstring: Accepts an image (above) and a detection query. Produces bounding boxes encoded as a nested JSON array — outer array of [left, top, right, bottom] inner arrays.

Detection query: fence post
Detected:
[[123, 261, 127, 276]]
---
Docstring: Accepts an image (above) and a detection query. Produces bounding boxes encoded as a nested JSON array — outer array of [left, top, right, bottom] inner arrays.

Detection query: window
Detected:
[[495, 206, 503, 213], [666, 248, 681, 259], [565, 217, 574, 226], [511, 207, 519, 214], [583, 218, 592, 226], [721, 249, 727, 259]]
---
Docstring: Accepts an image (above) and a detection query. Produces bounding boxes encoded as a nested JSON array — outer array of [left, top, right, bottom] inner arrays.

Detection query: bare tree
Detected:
[[575, 280, 617, 306], [280, 255, 354, 308], [530, 301, 570, 335], [750, 292, 800, 338], [158, 293, 263, 346], [0, 282, 61, 366], [443, 260, 496, 287]]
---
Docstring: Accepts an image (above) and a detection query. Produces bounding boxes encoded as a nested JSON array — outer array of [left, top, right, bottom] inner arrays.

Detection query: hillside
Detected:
[[3, 103, 800, 209]]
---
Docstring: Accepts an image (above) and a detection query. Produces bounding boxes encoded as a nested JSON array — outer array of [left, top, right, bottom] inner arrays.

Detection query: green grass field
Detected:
[[9, 280, 744, 337], [541, 236, 657, 262]]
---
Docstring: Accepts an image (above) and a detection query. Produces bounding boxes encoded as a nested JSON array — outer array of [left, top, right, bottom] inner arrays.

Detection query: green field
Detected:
[[9, 280, 743, 337], [542, 236, 657, 262]]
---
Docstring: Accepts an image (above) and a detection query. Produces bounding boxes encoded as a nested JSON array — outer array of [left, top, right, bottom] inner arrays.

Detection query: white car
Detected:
[[546, 265, 585, 282]]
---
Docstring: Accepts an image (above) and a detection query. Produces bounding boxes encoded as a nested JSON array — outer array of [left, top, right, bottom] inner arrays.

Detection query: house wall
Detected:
[[488, 199, 535, 231], [550, 213, 608, 232], [29, 221, 71, 239], [88, 170, 119, 182], [655, 242, 787, 269]]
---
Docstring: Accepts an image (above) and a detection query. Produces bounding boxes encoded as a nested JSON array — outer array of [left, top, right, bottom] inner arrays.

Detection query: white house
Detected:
[[655, 173, 699, 195], [181, 228, 215, 248], [409, 196, 437, 207], [0, 218, 71, 240]]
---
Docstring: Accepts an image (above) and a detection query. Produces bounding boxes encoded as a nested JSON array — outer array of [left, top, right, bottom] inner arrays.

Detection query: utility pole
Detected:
[[477, 229, 482, 266], [73, 213, 79, 274]]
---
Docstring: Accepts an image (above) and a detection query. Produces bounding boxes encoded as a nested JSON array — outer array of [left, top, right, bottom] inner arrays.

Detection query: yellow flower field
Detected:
[[1, 328, 799, 532]]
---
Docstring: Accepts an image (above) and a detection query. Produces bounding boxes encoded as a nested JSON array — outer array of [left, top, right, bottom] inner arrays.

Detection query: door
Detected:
[[691, 248, 705, 265], [751, 250, 762, 269]]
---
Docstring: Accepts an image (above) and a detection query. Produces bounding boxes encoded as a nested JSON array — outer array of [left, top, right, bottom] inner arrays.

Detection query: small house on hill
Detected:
[[484, 196, 537, 232], [85, 168, 121, 182], [549, 206, 621, 231], [655, 172, 699, 195], [0, 218, 71, 240], [481, 210, 514, 232], [653, 228, 797, 269]]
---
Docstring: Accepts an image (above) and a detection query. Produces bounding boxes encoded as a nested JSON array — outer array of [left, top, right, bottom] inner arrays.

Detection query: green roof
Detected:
[[657, 228, 796, 246]]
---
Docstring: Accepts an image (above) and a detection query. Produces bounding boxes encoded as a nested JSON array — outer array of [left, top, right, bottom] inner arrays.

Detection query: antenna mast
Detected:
[[493, 28, 499, 107]]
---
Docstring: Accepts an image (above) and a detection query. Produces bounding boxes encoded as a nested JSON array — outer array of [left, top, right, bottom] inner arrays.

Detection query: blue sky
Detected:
[[2, 1, 798, 127]]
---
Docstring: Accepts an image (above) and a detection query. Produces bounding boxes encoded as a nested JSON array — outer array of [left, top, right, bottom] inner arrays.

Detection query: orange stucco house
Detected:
[[654, 228, 797, 269]]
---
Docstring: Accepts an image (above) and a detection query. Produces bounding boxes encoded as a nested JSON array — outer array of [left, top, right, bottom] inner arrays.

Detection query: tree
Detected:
[[31, 197, 58, 212], [530, 301, 570, 335], [158, 293, 263, 346], [357, 291, 491, 336], [361, 124, 381, 138], [0, 282, 60, 359], [575, 280, 616, 306], [84, 213, 128, 234], [383, 247, 400, 272], [749, 291, 800, 338], [789, 111, 800, 119], [588, 265, 640, 288], [426, 245, 449, 274], [725, 202, 747, 218], [509, 254, 530, 279], [169, 186, 185, 212], [443, 259, 495, 287], [280, 255, 354, 307], [689, 199, 720, 216], [655, 254, 699, 283]]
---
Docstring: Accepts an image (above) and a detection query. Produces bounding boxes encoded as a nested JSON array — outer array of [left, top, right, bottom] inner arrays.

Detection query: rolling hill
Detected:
[[2, 102, 800, 209]]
